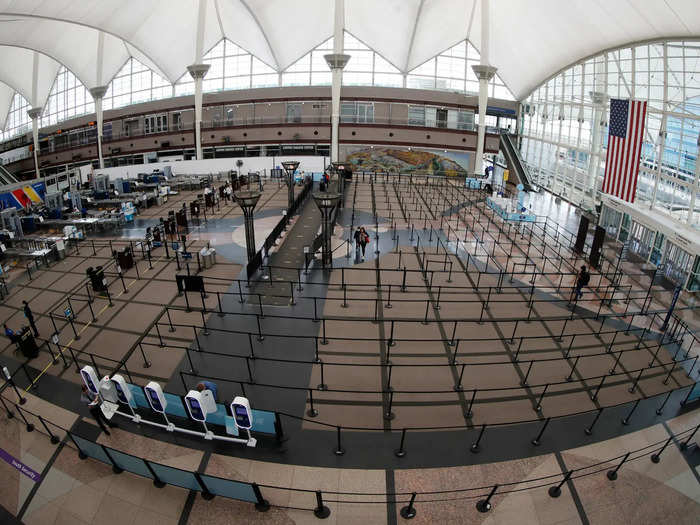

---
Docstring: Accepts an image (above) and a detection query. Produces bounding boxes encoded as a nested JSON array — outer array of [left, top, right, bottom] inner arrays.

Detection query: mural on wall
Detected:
[[343, 147, 470, 175]]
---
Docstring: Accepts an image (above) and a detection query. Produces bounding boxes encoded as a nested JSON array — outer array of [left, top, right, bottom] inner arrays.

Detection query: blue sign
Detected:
[[64, 307, 72, 319], [0, 448, 42, 482]]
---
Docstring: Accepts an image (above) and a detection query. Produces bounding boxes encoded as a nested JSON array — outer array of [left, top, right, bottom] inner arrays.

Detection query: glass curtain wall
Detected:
[[407, 40, 514, 100], [0, 93, 31, 142], [40, 67, 95, 128], [521, 40, 700, 228], [0, 34, 517, 144]]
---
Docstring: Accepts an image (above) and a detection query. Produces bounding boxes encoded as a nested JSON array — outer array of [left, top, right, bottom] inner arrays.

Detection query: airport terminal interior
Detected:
[[1, 1, 700, 524]]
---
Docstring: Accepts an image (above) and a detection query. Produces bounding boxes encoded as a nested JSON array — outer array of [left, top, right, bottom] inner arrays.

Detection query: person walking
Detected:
[[22, 301, 38, 337], [353, 227, 362, 260], [359, 227, 369, 260], [81, 385, 117, 435], [570, 265, 590, 305]]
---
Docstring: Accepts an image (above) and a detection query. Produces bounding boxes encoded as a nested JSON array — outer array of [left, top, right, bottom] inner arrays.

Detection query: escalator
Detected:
[[0, 164, 18, 185], [499, 131, 536, 192]]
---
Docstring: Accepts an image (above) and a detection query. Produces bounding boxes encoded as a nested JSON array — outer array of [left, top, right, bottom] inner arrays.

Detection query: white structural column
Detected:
[[89, 87, 108, 169], [27, 108, 42, 179], [28, 52, 41, 179], [189, 0, 210, 160], [188, 64, 210, 160], [324, 0, 350, 163], [650, 43, 669, 209], [587, 91, 607, 197], [688, 135, 700, 224], [471, 0, 496, 177]]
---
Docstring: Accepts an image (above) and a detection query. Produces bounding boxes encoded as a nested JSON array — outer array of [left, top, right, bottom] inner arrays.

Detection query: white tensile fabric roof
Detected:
[[0, 0, 697, 114]]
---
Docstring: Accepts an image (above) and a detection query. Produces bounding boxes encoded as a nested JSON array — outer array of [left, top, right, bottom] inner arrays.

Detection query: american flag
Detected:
[[601, 98, 647, 202]]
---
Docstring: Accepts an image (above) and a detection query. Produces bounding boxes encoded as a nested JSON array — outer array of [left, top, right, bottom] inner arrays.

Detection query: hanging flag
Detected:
[[601, 98, 647, 203]]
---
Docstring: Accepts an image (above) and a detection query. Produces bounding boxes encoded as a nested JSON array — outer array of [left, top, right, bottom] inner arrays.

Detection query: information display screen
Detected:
[[81, 372, 98, 394], [234, 405, 251, 428], [146, 388, 164, 412], [114, 382, 128, 404], [188, 398, 205, 421]]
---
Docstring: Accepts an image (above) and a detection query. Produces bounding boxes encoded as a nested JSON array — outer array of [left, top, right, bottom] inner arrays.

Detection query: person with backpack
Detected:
[[353, 227, 362, 260], [570, 265, 590, 304]]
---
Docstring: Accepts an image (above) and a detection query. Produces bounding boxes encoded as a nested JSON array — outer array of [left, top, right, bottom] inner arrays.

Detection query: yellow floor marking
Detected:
[[25, 254, 169, 390]]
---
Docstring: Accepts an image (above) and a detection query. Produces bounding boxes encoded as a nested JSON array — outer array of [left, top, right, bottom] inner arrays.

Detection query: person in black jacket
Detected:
[[353, 227, 362, 259], [569, 265, 590, 304], [22, 301, 38, 337]]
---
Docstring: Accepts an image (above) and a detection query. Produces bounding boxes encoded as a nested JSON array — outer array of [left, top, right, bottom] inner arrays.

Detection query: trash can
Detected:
[[200, 248, 213, 269]]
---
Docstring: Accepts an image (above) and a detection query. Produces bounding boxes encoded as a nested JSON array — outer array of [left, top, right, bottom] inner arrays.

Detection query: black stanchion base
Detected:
[[255, 499, 271, 512], [394, 448, 406, 458], [476, 500, 492, 513], [606, 470, 618, 481], [531, 438, 541, 446], [400, 505, 417, 519], [200, 491, 215, 501], [25, 423, 34, 432], [334, 448, 345, 456], [5, 411, 13, 419], [78, 451, 87, 460], [453, 385, 463, 392], [143, 362, 152, 369], [317, 384, 328, 391], [584, 428, 593, 436], [384, 412, 395, 421], [112, 465, 124, 474], [621, 418, 630, 426], [50, 435, 60, 445], [548, 486, 562, 498], [314, 505, 331, 519], [153, 479, 166, 488], [651, 454, 661, 464], [470, 444, 480, 453], [19, 397, 26, 405], [465, 410, 473, 419], [307, 409, 318, 418]]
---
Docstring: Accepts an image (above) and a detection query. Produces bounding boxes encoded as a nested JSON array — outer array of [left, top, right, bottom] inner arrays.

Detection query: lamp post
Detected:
[[233, 190, 261, 262], [281, 160, 300, 212], [313, 192, 341, 267], [328, 161, 346, 207]]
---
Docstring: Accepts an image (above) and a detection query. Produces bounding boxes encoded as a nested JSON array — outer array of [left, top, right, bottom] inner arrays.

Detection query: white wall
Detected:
[[94, 156, 328, 181]]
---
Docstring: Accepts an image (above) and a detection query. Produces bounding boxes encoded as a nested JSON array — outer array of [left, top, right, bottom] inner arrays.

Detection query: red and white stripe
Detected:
[[601, 100, 647, 203]]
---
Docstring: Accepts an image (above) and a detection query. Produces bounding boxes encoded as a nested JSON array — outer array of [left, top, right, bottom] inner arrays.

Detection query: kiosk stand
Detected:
[[145, 381, 174, 431], [111, 374, 140, 423], [185, 389, 216, 439], [232, 396, 256, 447]]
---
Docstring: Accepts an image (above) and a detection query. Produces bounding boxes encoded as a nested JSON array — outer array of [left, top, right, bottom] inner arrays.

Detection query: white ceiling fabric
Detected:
[[0, 81, 15, 129], [0, 0, 696, 117], [0, 46, 60, 107]]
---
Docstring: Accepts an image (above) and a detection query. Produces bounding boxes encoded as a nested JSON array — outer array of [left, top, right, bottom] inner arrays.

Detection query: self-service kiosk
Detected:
[[231, 396, 256, 447], [145, 381, 174, 431], [185, 389, 216, 439], [111, 374, 140, 423], [80, 366, 100, 396]]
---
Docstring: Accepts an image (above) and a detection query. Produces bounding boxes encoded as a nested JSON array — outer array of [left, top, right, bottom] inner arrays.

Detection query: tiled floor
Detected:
[[0, 177, 699, 524]]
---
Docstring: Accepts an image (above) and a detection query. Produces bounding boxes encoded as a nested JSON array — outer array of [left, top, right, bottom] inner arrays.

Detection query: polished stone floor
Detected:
[[0, 176, 699, 524]]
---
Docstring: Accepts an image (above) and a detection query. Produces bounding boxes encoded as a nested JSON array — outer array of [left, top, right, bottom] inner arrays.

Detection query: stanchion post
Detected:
[[607, 452, 630, 480], [548, 470, 573, 498], [400, 492, 417, 519]]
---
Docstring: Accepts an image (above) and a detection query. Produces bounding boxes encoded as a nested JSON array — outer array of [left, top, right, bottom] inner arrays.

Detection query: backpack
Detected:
[[580, 271, 590, 286]]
